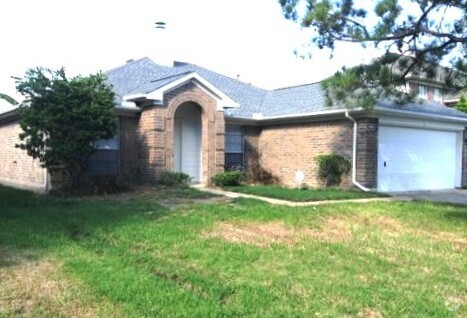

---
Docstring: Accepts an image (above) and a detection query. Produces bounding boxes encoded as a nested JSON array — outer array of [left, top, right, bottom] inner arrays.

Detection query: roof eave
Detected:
[[122, 72, 239, 110], [373, 106, 467, 124], [0, 108, 20, 124]]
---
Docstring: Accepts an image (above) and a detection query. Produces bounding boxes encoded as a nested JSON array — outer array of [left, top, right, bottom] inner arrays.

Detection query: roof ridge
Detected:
[[273, 81, 322, 91], [105, 57, 153, 74], [150, 71, 193, 83], [175, 62, 269, 92]]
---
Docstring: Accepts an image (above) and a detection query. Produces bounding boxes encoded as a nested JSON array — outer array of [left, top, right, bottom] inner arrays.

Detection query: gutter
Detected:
[[373, 106, 467, 124], [345, 111, 370, 192]]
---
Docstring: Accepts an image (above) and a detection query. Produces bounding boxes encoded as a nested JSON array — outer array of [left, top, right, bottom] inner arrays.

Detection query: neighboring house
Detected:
[[1, 57, 467, 193], [400, 61, 465, 106]]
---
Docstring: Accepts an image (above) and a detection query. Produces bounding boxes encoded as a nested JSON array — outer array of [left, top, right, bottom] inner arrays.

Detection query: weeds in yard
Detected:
[[0, 185, 465, 317]]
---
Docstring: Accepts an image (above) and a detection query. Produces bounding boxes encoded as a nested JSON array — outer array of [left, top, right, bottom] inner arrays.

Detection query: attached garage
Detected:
[[377, 118, 464, 192]]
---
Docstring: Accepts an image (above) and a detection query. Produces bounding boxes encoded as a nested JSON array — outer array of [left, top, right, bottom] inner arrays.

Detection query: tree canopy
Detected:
[[15, 68, 117, 188], [455, 95, 467, 112], [279, 0, 467, 107], [0, 93, 18, 106]]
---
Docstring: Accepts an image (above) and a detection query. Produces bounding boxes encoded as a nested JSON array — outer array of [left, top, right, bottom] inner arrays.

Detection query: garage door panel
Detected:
[[378, 126, 457, 192]]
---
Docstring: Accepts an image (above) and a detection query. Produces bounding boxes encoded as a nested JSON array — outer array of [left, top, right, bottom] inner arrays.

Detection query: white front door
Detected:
[[174, 103, 202, 183], [378, 126, 458, 192]]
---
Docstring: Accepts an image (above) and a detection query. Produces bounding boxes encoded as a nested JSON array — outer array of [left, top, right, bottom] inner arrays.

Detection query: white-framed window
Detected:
[[434, 87, 442, 102], [418, 84, 427, 99], [225, 125, 244, 170], [88, 123, 120, 176]]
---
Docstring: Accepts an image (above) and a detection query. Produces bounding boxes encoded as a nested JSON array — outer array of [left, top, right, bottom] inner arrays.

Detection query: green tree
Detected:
[[15, 67, 117, 189], [0, 93, 18, 106], [279, 0, 467, 107], [455, 95, 467, 113]]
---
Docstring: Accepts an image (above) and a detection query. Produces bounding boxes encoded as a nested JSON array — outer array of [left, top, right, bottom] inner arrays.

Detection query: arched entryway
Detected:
[[173, 102, 202, 183]]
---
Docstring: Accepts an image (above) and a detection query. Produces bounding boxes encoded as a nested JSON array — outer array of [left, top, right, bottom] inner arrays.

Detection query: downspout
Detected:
[[43, 167, 49, 194], [345, 111, 370, 192]]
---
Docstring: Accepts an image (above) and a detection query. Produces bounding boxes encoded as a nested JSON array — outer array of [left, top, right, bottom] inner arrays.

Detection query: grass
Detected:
[[0, 184, 466, 317], [223, 185, 387, 201]]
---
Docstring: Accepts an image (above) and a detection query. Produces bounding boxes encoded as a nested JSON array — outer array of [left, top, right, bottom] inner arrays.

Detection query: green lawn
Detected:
[[224, 185, 387, 201], [0, 185, 466, 317]]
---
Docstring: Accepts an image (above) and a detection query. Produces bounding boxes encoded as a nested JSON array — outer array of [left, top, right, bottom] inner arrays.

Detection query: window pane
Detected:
[[418, 85, 426, 98], [434, 88, 442, 101], [87, 149, 118, 175], [225, 125, 243, 153], [96, 138, 119, 150]]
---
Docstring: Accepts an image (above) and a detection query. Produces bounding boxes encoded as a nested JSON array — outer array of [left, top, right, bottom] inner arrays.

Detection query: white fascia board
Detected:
[[226, 109, 349, 124], [379, 114, 466, 131], [115, 105, 141, 117], [123, 93, 147, 101], [373, 106, 467, 125], [143, 73, 239, 110], [443, 98, 460, 104], [261, 108, 347, 120]]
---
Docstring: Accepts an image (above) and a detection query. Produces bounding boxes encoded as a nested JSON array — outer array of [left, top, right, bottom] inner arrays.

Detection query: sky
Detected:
[[0, 0, 387, 103]]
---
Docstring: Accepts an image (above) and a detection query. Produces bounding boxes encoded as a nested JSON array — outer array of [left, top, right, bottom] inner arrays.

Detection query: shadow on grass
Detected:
[[443, 210, 467, 221], [0, 185, 171, 268]]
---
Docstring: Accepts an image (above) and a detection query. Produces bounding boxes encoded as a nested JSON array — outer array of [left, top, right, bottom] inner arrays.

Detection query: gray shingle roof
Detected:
[[106, 57, 467, 121], [261, 83, 337, 117]]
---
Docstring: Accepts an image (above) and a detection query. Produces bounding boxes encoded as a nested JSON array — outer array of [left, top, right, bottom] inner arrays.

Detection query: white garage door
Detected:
[[378, 126, 458, 192]]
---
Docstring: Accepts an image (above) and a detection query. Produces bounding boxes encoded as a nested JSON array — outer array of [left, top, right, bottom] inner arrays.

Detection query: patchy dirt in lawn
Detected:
[[204, 221, 304, 247], [356, 307, 382, 318], [205, 214, 466, 251], [0, 257, 120, 317], [157, 195, 231, 210], [426, 231, 467, 251], [204, 219, 352, 247], [88, 185, 229, 210]]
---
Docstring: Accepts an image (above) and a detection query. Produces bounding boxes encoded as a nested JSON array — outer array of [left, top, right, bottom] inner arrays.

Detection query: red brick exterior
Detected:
[[119, 82, 225, 184], [1, 81, 466, 192], [0, 120, 48, 192], [356, 118, 378, 188], [243, 120, 354, 187], [119, 116, 140, 180]]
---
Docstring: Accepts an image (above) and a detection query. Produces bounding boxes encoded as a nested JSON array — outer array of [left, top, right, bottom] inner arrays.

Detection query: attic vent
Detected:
[[126, 59, 134, 64], [174, 61, 189, 67]]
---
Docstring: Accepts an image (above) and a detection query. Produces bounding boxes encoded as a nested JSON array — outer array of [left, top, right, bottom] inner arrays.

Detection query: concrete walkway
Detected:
[[388, 189, 467, 206], [197, 187, 408, 207]]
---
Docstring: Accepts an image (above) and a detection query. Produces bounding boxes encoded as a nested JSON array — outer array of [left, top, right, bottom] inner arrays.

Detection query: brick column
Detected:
[[356, 118, 378, 189]]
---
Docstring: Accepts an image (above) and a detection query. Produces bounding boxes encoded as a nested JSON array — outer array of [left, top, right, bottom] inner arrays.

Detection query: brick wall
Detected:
[[119, 116, 140, 182], [129, 81, 225, 184], [0, 120, 47, 192], [356, 118, 378, 188], [244, 120, 354, 187]]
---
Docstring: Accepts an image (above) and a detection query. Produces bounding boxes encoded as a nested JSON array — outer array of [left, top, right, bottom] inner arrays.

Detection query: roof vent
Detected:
[[174, 61, 190, 67], [126, 59, 134, 64]]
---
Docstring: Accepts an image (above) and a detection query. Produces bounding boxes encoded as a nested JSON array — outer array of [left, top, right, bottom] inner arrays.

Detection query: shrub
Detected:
[[156, 171, 191, 187], [314, 154, 351, 187], [212, 171, 244, 187], [50, 176, 130, 197]]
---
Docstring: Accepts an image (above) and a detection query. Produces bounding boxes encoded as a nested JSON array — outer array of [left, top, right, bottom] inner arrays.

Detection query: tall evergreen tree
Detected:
[[279, 0, 467, 107], [0, 93, 18, 106]]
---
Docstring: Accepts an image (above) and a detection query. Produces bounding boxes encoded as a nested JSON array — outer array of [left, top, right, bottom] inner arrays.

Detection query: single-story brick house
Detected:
[[1, 57, 467, 193]]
